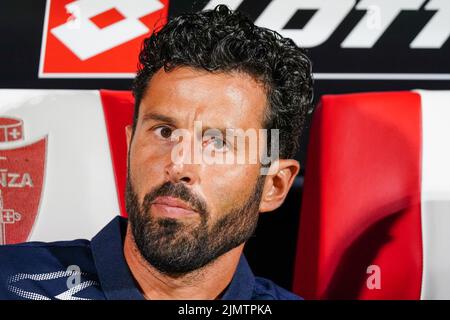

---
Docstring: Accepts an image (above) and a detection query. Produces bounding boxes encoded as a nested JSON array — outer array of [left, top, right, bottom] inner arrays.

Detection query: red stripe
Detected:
[[100, 90, 134, 217], [294, 91, 423, 299]]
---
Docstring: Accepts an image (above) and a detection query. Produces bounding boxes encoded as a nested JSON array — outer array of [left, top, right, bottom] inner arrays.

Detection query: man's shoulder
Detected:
[[1, 239, 91, 249], [253, 276, 303, 300], [0, 239, 102, 300], [0, 239, 93, 266]]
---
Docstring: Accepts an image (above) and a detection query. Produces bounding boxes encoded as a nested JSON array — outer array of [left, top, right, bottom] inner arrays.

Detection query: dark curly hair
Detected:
[[132, 4, 313, 159]]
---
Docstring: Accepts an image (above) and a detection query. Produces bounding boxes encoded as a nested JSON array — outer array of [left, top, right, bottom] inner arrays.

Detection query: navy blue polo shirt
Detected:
[[0, 216, 301, 300]]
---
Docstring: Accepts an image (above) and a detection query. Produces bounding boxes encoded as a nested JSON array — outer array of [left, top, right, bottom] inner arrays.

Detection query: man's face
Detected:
[[126, 67, 268, 274]]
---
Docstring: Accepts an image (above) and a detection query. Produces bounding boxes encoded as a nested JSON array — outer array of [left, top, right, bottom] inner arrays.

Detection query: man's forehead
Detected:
[[139, 67, 267, 130]]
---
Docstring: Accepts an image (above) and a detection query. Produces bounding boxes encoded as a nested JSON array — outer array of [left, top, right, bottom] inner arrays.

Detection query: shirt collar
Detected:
[[91, 216, 144, 300], [91, 216, 256, 300]]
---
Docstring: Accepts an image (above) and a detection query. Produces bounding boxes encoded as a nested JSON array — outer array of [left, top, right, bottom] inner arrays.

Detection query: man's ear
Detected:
[[259, 159, 300, 213]]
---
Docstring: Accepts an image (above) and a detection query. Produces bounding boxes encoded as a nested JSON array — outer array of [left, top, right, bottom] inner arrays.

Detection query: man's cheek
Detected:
[[209, 188, 238, 215], [133, 154, 163, 180]]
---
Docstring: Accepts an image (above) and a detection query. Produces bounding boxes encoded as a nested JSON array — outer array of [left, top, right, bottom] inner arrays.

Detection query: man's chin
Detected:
[[151, 216, 203, 241], [135, 227, 212, 274]]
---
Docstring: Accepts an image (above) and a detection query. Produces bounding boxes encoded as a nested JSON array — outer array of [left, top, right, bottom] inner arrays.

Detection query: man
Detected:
[[0, 5, 312, 300]]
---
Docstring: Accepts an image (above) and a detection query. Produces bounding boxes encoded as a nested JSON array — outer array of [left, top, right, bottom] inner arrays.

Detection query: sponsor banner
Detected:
[[1, 0, 449, 83], [39, 0, 169, 78], [202, 0, 450, 80], [37, 0, 450, 79]]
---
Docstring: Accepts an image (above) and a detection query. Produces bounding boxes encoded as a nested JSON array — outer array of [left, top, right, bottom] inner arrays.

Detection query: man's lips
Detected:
[[152, 196, 194, 210], [151, 196, 198, 218]]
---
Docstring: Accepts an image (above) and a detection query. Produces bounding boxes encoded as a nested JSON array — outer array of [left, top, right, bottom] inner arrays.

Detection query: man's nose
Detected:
[[164, 140, 197, 184], [165, 161, 198, 185]]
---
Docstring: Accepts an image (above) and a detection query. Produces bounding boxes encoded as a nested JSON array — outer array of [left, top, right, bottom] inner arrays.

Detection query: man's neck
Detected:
[[123, 227, 244, 300]]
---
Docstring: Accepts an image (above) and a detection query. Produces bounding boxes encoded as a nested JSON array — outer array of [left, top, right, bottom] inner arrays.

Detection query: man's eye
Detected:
[[212, 137, 225, 149], [154, 126, 173, 139], [207, 136, 230, 151]]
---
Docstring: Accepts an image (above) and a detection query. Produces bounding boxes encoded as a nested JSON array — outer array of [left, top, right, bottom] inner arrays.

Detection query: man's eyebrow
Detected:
[[141, 112, 177, 126]]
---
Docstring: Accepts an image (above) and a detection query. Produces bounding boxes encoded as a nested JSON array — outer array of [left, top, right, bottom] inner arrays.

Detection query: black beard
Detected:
[[125, 175, 265, 275]]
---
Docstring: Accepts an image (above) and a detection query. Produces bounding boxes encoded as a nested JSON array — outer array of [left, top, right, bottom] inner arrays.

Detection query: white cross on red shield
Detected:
[[0, 117, 46, 245]]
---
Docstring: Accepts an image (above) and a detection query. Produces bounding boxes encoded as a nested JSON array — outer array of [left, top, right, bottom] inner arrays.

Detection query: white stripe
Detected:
[[37, 0, 51, 80], [7, 271, 99, 300], [0, 90, 120, 242], [417, 90, 450, 299], [7, 285, 52, 300], [54, 280, 98, 300], [38, 72, 136, 78]]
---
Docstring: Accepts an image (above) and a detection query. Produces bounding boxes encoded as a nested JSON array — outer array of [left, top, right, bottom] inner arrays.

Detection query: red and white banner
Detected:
[[39, 0, 169, 78], [0, 89, 133, 243], [294, 90, 450, 300]]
